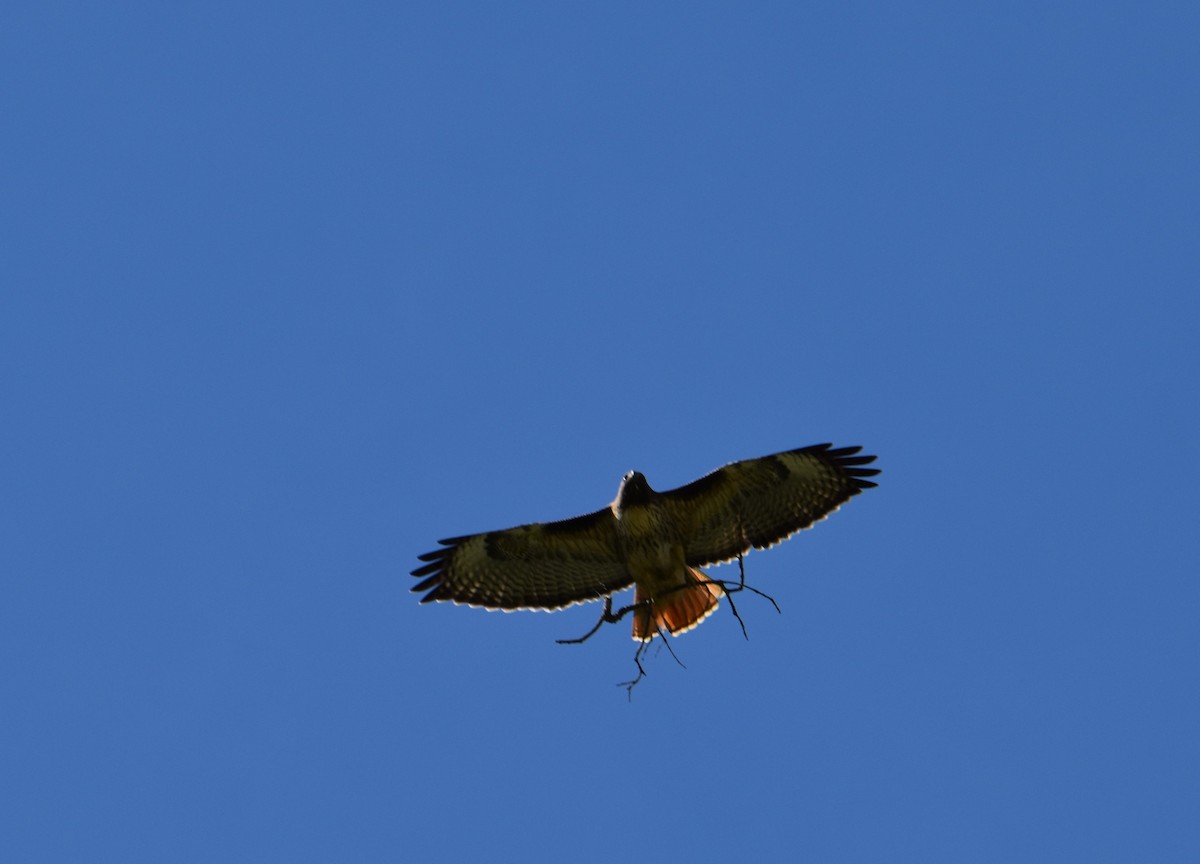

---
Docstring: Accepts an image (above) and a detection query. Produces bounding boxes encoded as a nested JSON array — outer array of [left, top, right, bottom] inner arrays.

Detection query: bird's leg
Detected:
[[556, 593, 657, 644], [559, 558, 781, 646], [728, 580, 782, 615], [721, 553, 754, 639], [715, 553, 782, 614], [690, 553, 781, 642], [720, 576, 749, 640]]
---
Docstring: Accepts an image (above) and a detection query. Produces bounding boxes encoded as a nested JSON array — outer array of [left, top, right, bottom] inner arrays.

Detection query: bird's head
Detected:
[[615, 470, 654, 510]]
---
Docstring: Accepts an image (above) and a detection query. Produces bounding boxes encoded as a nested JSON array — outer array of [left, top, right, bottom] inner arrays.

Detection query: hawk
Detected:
[[411, 443, 879, 641]]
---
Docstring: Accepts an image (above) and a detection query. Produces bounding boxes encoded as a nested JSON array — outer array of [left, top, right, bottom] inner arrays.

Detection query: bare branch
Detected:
[[558, 554, 784, 698], [617, 639, 650, 700], [555, 596, 618, 644]]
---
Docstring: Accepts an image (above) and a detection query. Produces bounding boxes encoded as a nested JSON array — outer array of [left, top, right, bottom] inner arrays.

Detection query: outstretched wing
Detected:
[[411, 508, 632, 611], [660, 443, 879, 567]]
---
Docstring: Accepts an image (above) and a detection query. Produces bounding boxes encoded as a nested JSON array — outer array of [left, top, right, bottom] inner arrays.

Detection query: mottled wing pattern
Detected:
[[411, 508, 632, 611], [661, 443, 880, 567]]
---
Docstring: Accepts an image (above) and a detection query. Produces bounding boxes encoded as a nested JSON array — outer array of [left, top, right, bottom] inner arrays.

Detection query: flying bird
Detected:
[[411, 443, 879, 642]]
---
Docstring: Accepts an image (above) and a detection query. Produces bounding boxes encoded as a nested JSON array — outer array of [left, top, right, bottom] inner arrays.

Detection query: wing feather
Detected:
[[411, 507, 631, 611], [661, 443, 880, 567]]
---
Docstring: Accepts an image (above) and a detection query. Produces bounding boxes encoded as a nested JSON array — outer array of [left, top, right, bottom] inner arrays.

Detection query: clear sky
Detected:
[[3, 2, 1198, 862]]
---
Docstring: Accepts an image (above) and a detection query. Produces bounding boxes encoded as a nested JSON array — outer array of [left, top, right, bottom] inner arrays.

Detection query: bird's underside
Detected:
[[411, 443, 880, 642]]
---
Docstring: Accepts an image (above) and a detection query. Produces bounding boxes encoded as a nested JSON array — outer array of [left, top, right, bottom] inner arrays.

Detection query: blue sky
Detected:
[[3, 2, 1198, 861]]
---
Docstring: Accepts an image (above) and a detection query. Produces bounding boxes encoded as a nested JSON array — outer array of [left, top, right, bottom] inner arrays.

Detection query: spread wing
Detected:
[[660, 443, 880, 567], [411, 508, 632, 611]]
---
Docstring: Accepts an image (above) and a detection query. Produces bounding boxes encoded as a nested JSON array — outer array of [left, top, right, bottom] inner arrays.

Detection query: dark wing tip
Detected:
[[800, 443, 878, 464], [821, 444, 878, 467], [411, 573, 449, 602], [410, 560, 447, 598], [411, 572, 442, 592], [410, 560, 440, 578], [417, 584, 451, 602], [838, 455, 877, 467], [411, 535, 469, 598], [415, 548, 450, 563], [811, 443, 880, 491], [846, 468, 881, 484], [813, 443, 872, 460]]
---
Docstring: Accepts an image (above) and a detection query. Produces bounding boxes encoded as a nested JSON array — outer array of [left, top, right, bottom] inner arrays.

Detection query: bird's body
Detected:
[[412, 443, 879, 640], [611, 473, 724, 639]]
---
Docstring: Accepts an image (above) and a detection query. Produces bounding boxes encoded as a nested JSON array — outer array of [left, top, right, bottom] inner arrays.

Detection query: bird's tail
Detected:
[[632, 568, 723, 642]]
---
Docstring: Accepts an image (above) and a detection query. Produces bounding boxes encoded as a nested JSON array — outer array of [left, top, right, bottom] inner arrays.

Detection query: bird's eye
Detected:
[[623, 470, 635, 481]]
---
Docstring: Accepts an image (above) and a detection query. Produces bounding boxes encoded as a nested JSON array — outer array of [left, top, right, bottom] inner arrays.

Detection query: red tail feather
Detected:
[[631, 568, 722, 641]]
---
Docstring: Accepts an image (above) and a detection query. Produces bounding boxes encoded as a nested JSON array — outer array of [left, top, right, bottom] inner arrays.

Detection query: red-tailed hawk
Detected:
[[411, 443, 879, 641]]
